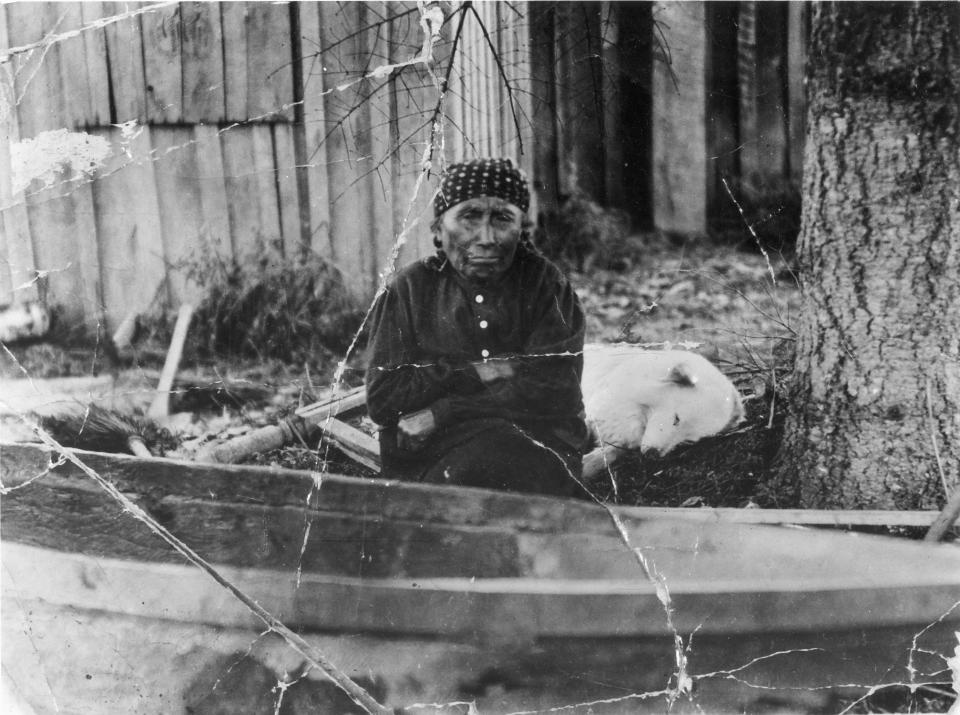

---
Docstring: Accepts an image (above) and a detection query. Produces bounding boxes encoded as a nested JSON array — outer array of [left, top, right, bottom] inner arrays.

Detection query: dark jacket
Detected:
[[365, 246, 588, 476]]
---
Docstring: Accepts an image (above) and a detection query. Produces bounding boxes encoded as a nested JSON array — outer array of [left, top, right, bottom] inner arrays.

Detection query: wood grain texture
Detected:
[[220, 1, 248, 121], [180, 1, 225, 123], [0, 4, 38, 304], [79, 2, 112, 126], [296, 0, 332, 257], [244, 1, 294, 121], [151, 126, 204, 304], [250, 124, 282, 243], [103, 1, 147, 123], [272, 123, 303, 254], [220, 126, 262, 257], [6, 2, 65, 137], [192, 124, 232, 260], [142, 2, 183, 123], [56, 4, 95, 127], [317, 1, 372, 296], [90, 126, 167, 323]]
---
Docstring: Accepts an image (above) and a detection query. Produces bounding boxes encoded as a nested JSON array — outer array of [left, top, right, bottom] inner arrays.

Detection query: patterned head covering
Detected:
[[433, 158, 530, 216]]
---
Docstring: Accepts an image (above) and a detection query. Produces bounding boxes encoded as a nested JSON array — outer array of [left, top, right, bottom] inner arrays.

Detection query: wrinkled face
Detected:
[[437, 196, 525, 282]]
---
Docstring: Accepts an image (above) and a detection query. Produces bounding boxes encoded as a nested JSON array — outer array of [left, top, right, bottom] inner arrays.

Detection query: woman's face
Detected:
[[437, 196, 525, 282]]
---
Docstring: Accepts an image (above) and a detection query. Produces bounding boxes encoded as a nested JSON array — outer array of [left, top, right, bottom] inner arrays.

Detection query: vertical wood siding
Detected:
[[1, 1, 479, 327], [2, 1, 807, 329]]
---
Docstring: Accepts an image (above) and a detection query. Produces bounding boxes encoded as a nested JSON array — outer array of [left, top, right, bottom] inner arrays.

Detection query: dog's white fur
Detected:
[[581, 344, 744, 478]]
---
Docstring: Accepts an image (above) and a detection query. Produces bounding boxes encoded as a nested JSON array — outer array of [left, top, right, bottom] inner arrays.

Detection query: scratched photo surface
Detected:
[[2, 2, 959, 714]]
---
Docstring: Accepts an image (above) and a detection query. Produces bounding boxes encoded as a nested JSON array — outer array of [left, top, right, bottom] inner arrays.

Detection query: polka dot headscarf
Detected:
[[433, 158, 530, 216]]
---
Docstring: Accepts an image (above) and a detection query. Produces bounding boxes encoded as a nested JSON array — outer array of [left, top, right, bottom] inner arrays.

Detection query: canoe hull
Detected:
[[2, 443, 959, 713]]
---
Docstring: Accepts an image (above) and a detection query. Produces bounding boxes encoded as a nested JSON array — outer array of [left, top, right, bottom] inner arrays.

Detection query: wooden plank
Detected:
[[56, 4, 94, 127], [6, 2, 65, 137], [142, 2, 182, 123], [7, 3, 101, 324], [736, 1, 760, 183], [0, 443, 616, 535], [79, 2, 112, 126], [364, 2, 395, 288], [320, 418, 381, 472], [103, 1, 147, 123], [0, 3, 38, 304], [151, 126, 204, 304], [220, 126, 261, 258], [755, 2, 788, 180], [651, 0, 707, 235], [600, 1, 623, 208], [244, 1, 294, 121], [180, 1, 225, 124], [786, 1, 806, 182], [387, 4, 435, 267], [5, 442, 952, 533], [296, 384, 369, 420], [26, 176, 102, 327], [317, 1, 372, 297], [220, 1, 248, 121], [192, 124, 232, 261], [272, 123, 303, 255], [250, 124, 282, 245], [616, 506, 946, 528], [528, 2, 559, 217], [90, 126, 168, 325], [296, 0, 332, 257], [0, 231, 13, 305]]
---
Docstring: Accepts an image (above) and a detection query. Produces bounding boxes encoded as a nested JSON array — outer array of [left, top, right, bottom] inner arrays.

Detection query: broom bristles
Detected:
[[38, 404, 164, 455]]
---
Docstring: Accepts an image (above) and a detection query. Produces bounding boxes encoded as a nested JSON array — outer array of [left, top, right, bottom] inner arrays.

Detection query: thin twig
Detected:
[[926, 378, 949, 496], [427, 3, 470, 165]]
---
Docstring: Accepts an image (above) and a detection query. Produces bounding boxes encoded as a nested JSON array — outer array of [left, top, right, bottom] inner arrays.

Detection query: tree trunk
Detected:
[[776, 3, 960, 510]]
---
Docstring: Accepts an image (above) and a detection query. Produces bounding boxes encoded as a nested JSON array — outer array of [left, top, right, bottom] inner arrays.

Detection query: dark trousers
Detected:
[[380, 419, 585, 498]]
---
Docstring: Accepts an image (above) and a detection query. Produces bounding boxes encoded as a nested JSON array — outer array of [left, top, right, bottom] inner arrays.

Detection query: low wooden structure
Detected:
[[3, 441, 959, 713]]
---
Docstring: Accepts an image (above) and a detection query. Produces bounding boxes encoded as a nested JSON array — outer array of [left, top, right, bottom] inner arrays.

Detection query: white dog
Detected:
[[581, 344, 744, 478]]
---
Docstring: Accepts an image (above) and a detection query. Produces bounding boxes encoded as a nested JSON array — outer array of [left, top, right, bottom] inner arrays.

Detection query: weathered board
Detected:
[[651, 1, 708, 235], [142, 3, 182, 123], [244, 1, 294, 122], [191, 124, 232, 260], [180, 1, 225, 124], [297, 0, 333, 258], [151, 126, 204, 304], [90, 126, 167, 325], [103, 1, 147, 123]]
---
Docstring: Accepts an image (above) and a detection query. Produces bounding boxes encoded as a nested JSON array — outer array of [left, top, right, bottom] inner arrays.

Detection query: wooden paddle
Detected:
[[194, 385, 381, 470]]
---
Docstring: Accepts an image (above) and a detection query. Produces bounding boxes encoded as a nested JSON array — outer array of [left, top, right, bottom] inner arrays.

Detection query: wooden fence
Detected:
[[1, 1, 806, 332], [1, 1, 535, 330]]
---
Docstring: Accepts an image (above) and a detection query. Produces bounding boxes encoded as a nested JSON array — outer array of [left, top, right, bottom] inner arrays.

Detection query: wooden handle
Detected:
[[148, 304, 195, 421], [126, 436, 153, 459], [925, 486, 960, 542], [195, 419, 303, 464]]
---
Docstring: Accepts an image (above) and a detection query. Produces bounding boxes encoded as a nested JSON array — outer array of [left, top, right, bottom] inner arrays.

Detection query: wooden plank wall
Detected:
[[2, 0, 505, 331], [2, 1, 810, 329]]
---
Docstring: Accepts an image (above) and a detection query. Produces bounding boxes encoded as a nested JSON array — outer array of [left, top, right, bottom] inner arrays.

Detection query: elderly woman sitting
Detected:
[[364, 158, 588, 497]]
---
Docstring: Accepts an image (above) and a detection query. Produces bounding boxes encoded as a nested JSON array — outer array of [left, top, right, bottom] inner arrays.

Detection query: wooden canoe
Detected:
[[2, 441, 959, 714]]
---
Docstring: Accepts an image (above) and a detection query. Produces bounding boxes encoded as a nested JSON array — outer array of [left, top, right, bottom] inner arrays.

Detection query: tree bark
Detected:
[[776, 2, 960, 509]]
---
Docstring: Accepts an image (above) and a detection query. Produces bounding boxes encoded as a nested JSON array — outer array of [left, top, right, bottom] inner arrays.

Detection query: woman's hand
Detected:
[[397, 407, 437, 451], [473, 359, 515, 383]]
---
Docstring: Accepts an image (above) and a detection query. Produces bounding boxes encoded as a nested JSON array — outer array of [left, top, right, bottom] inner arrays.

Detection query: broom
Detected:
[[38, 404, 166, 458]]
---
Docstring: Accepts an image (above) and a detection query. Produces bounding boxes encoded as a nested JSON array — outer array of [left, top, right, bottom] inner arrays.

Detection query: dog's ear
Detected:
[[666, 363, 698, 387]]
